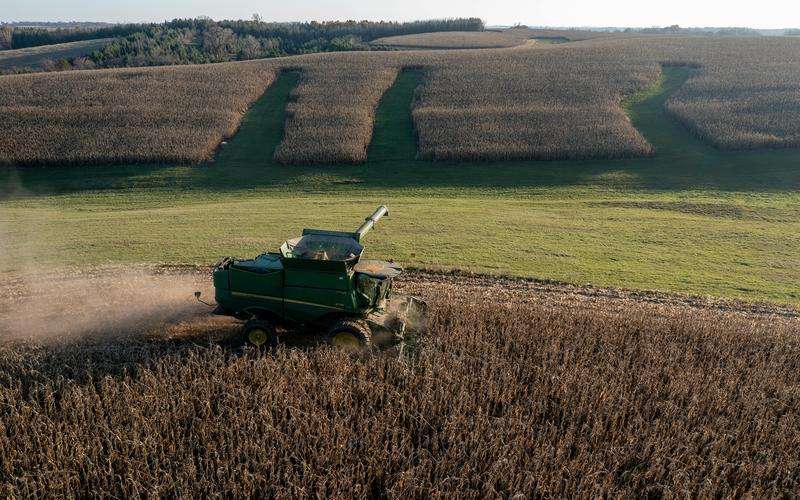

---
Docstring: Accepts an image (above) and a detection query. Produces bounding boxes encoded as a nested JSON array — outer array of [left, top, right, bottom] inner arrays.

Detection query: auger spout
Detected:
[[355, 205, 389, 242]]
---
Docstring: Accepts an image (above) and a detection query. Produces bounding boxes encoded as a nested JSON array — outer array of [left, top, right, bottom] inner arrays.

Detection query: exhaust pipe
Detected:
[[194, 291, 215, 307]]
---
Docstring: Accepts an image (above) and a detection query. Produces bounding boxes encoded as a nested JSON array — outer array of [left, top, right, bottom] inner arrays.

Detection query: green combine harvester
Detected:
[[203, 205, 425, 348]]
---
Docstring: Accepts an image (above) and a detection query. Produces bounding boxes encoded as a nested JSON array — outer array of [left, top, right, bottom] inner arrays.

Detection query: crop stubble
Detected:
[[0, 267, 797, 497]]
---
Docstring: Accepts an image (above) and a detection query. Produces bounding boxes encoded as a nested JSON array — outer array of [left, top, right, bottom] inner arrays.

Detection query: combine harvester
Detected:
[[199, 206, 425, 349]]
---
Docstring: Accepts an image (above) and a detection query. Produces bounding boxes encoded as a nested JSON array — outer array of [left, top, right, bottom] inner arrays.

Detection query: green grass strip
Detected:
[[368, 69, 423, 162]]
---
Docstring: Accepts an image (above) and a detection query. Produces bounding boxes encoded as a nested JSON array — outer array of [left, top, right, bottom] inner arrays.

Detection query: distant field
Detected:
[[372, 30, 530, 49], [373, 28, 609, 48], [0, 38, 114, 71], [2, 35, 799, 165]]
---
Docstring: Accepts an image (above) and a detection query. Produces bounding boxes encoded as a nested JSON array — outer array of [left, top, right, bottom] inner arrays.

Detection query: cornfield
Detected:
[[411, 44, 659, 161], [0, 62, 277, 165], [661, 38, 800, 150], [580, 36, 800, 151], [1, 270, 798, 497], [1, 33, 800, 165], [273, 53, 400, 164]]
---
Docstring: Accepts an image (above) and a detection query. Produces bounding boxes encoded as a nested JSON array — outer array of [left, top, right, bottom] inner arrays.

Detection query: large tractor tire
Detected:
[[326, 318, 373, 350], [242, 318, 278, 349]]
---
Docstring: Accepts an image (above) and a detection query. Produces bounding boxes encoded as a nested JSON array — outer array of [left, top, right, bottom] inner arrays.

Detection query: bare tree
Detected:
[[202, 26, 235, 59], [0, 26, 13, 50], [252, 13, 263, 23], [71, 57, 96, 70], [40, 59, 56, 72], [239, 35, 262, 60]]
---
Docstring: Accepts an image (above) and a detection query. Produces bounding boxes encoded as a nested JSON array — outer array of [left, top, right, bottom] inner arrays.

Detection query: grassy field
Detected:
[[1, 67, 799, 304]]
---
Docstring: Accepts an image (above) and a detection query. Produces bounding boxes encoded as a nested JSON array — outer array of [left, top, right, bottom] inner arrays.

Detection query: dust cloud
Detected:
[[0, 173, 219, 342], [0, 268, 216, 342]]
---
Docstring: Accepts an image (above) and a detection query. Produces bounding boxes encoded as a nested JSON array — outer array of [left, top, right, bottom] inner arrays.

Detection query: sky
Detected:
[[2, 0, 799, 29]]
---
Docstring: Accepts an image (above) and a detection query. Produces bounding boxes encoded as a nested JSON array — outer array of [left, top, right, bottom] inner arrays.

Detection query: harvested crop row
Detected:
[[0, 279, 798, 497], [0, 61, 277, 165]]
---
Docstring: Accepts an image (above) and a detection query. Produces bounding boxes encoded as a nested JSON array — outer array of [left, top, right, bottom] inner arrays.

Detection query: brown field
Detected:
[[0, 62, 276, 165], [372, 30, 532, 49], [577, 36, 800, 151], [1, 35, 800, 165], [274, 55, 400, 164], [520, 28, 614, 42], [410, 43, 659, 161], [0, 267, 798, 496], [372, 27, 608, 50], [660, 38, 800, 150], [0, 38, 115, 72]]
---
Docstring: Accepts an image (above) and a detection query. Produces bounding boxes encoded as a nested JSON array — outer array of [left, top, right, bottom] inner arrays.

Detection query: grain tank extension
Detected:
[[206, 206, 425, 348]]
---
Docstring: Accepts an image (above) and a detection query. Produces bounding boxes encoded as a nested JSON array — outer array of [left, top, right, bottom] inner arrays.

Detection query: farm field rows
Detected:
[[3, 35, 800, 165], [0, 266, 798, 496], [1, 67, 799, 304]]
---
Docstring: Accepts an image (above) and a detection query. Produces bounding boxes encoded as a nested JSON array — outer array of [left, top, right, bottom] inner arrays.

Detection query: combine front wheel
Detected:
[[326, 319, 372, 350], [242, 319, 278, 349]]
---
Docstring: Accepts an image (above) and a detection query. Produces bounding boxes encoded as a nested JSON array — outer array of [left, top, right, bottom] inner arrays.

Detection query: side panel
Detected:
[[283, 287, 355, 323], [228, 268, 284, 316], [283, 268, 351, 290], [283, 270, 358, 323]]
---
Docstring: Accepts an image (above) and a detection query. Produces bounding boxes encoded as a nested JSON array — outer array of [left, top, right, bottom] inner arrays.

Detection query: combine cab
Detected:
[[207, 206, 425, 348]]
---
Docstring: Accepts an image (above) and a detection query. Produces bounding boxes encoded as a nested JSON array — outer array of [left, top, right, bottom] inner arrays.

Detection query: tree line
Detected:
[[0, 17, 483, 71], [3, 17, 484, 51]]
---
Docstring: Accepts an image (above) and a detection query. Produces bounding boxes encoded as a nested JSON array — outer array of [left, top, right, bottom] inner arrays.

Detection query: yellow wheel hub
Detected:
[[248, 329, 269, 346], [331, 332, 361, 349]]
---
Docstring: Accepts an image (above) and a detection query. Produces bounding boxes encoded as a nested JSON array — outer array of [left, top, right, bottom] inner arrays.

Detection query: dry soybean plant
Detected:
[[0, 292, 798, 497]]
